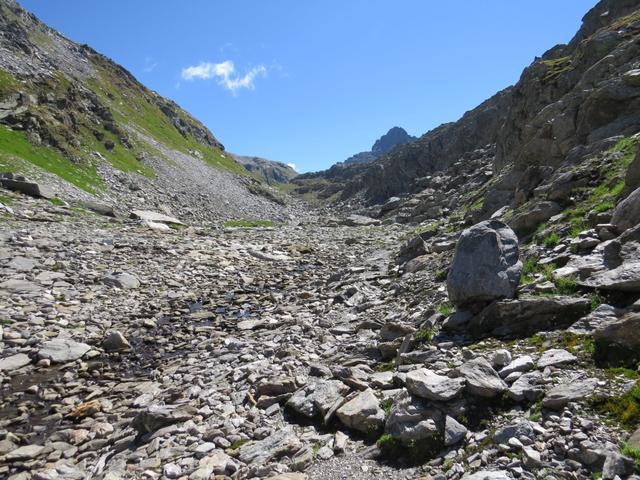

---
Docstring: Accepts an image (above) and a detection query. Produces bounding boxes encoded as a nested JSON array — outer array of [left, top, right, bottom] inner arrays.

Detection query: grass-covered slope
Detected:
[[0, 0, 248, 195]]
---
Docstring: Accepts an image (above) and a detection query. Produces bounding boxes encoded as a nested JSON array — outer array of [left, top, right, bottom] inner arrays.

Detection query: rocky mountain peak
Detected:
[[371, 126, 415, 156]]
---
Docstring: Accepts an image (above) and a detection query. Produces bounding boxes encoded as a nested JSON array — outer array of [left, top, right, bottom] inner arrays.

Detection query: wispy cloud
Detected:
[[181, 60, 267, 93], [287, 163, 297, 171], [142, 56, 158, 73]]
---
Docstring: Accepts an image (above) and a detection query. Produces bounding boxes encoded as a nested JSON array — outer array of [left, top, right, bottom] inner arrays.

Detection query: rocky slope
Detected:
[[5, 0, 640, 480], [232, 155, 298, 185], [0, 0, 286, 224], [294, 0, 640, 208]]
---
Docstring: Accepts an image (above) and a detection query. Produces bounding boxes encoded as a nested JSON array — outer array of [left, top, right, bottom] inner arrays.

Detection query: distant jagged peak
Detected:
[[343, 126, 416, 165]]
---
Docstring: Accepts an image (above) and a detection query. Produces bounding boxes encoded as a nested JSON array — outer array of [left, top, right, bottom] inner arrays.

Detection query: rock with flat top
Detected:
[[459, 358, 507, 398], [336, 389, 385, 433], [406, 368, 465, 401], [131, 209, 183, 225], [0, 173, 54, 199], [38, 338, 91, 363]]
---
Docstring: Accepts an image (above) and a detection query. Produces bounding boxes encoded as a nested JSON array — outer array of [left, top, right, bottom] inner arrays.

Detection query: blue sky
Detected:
[[21, 0, 597, 172]]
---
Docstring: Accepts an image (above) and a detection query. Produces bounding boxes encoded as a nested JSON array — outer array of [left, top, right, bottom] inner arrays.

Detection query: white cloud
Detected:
[[287, 163, 297, 171], [181, 60, 267, 93]]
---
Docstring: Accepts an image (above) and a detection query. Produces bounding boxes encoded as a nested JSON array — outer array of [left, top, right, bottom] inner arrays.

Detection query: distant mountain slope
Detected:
[[232, 154, 298, 185], [0, 0, 284, 221], [343, 126, 415, 165], [294, 0, 640, 209]]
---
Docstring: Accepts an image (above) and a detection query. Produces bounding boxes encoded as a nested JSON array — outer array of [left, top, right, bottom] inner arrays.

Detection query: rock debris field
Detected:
[[0, 191, 639, 480]]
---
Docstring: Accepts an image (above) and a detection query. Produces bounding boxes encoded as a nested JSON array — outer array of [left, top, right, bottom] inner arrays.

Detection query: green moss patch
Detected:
[[590, 382, 640, 430]]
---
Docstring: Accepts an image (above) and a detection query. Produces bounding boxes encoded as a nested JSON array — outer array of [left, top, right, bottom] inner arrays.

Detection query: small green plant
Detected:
[[224, 219, 275, 228], [49, 197, 65, 206], [435, 269, 448, 282], [606, 368, 640, 380], [555, 276, 579, 295], [543, 233, 561, 248], [529, 399, 543, 422], [415, 328, 435, 343], [591, 291, 605, 311], [526, 334, 547, 352], [229, 439, 249, 450], [376, 434, 401, 456], [381, 398, 393, 416], [437, 303, 454, 316], [376, 361, 396, 372], [622, 443, 640, 471], [593, 201, 615, 214]]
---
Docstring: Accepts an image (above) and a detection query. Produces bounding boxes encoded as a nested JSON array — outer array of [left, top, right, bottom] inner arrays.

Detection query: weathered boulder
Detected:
[[336, 389, 385, 434], [612, 186, 640, 233], [385, 390, 443, 444], [594, 313, 640, 367], [405, 368, 466, 402], [508, 201, 563, 237], [467, 296, 591, 338], [286, 380, 348, 422], [537, 349, 577, 369], [396, 235, 428, 265], [0, 353, 31, 371], [508, 372, 545, 402], [0, 173, 54, 199], [458, 358, 507, 398], [130, 210, 183, 225], [102, 331, 132, 352], [447, 220, 522, 307], [444, 415, 468, 446], [579, 261, 640, 292]]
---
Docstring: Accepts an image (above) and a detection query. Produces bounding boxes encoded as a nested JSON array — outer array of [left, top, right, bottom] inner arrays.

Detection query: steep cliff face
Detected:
[[295, 0, 640, 210], [0, 0, 284, 221]]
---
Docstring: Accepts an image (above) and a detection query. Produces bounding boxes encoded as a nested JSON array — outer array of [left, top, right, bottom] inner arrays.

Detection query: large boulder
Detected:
[[594, 313, 640, 367], [447, 220, 522, 308], [612, 186, 640, 233], [466, 296, 591, 338], [384, 390, 443, 444], [336, 389, 385, 434], [0, 173, 54, 199], [458, 358, 507, 398], [405, 368, 466, 402], [508, 201, 563, 237]]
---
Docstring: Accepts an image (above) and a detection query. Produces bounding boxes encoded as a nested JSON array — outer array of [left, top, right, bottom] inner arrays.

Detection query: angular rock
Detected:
[[612, 186, 640, 233], [131, 404, 196, 434], [447, 220, 522, 307], [542, 378, 599, 409], [0, 173, 54, 199], [38, 339, 91, 363], [0, 353, 31, 371], [537, 349, 577, 369], [385, 390, 443, 444], [444, 415, 467, 446], [467, 296, 591, 338], [286, 380, 349, 421], [130, 210, 183, 225], [102, 272, 140, 289], [336, 389, 385, 434], [579, 261, 640, 292], [499, 356, 534, 378], [461, 471, 511, 480], [508, 372, 545, 402], [459, 358, 507, 398], [237, 427, 302, 465], [405, 368, 466, 402], [594, 313, 640, 367], [5, 444, 45, 461], [102, 331, 132, 352]]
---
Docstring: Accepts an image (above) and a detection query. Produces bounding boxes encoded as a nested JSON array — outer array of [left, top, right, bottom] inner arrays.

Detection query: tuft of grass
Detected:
[[622, 443, 640, 471], [229, 439, 249, 450], [437, 303, 454, 317], [224, 219, 275, 228], [49, 198, 65, 206], [593, 201, 615, 214], [555, 276, 579, 296], [415, 328, 435, 343], [435, 269, 448, 282], [591, 291, 605, 311], [381, 398, 393, 417], [540, 56, 573, 83], [591, 382, 640, 430], [543, 233, 561, 248]]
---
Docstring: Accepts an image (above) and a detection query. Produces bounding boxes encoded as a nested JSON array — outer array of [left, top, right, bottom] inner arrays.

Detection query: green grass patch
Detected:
[[0, 68, 19, 97], [224, 219, 275, 228], [591, 382, 640, 430], [540, 56, 573, 83], [49, 198, 65, 206], [415, 328, 435, 343], [437, 303, 454, 317], [622, 443, 640, 472], [543, 232, 561, 248], [0, 126, 103, 193], [229, 439, 249, 450], [555, 276, 579, 295]]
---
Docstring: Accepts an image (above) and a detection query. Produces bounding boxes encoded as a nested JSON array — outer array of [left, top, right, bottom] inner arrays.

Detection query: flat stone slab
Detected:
[[579, 261, 640, 292], [131, 210, 183, 225], [0, 279, 41, 293], [0, 353, 31, 371], [406, 368, 466, 401], [542, 378, 599, 409], [459, 358, 507, 398], [0, 177, 54, 199], [38, 338, 91, 363], [537, 349, 577, 369]]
